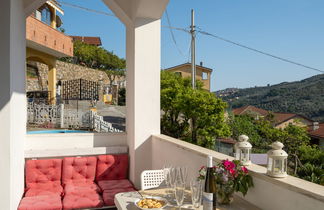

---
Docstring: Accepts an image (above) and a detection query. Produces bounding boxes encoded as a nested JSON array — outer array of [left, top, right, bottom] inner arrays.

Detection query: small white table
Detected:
[[114, 188, 261, 210]]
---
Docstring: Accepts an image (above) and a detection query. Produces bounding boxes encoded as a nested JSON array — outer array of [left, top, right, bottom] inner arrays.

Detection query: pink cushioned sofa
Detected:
[[18, 154, 136, 210]]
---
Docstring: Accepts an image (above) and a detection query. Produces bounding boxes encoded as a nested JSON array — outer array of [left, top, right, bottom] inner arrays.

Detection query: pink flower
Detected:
[[242, 166, 248, 174], [229, 169, 236, 176], [223, 160, 235, 171]]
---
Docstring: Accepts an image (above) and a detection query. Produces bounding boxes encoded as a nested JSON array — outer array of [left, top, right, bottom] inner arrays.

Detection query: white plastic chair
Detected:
[[140, 169, 165, 190]]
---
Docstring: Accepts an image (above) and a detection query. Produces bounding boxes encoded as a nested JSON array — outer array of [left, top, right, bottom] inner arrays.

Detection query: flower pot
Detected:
[[216, 183, 234, 205]]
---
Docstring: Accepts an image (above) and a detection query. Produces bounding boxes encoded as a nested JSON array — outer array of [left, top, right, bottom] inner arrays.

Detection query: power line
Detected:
[[165, 9, 188, 57], [58, 1, 115, 17], [58, 1, 189, 33], [161, 25, 189, 33], [58, 1, 324, 74], [198, 30, 324, 74]]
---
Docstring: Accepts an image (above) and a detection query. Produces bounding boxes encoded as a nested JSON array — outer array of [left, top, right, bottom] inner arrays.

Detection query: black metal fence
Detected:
[[62, 79, 99, 100]]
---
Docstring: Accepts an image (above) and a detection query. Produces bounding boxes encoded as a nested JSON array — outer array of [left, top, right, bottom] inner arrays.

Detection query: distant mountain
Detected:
[[215, 74, 324, 122]]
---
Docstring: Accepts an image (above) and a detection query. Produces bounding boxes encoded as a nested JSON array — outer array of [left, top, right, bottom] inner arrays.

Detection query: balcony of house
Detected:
[[26, 16, 73, 58], [23, 132, 324, 210]]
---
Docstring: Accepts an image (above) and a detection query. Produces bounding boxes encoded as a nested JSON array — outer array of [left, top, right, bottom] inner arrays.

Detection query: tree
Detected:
[[297, 145, 324, 185], [281, 125, 310, 175], [161, 71, 190, 139], [161, 71, 230, 149], [228, 115, 265, 152], [61, 40, 126, 70], [182, 88, 230, 148]]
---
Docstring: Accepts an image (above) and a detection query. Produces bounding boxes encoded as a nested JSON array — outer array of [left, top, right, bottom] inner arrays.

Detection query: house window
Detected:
[[35, 10, 42, 21], [40, 6, 51, 26], [202, 72, 208, 80], [175, 72, 182, 77]]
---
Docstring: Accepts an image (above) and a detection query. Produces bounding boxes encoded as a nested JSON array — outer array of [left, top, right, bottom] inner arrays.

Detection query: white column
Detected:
[[126, 18, 161, 187], [0, 0, 26, 209]]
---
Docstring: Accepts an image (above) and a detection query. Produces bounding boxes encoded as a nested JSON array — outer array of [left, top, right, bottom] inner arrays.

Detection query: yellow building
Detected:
[[164, 62, 213, 91], [26, 1, 73, 104]]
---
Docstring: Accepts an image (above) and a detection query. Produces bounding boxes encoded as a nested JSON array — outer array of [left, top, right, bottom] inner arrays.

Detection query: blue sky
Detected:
[[60, 0, 324, 91]]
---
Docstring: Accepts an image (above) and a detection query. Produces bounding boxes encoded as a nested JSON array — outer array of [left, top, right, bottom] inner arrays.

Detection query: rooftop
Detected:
[[232, 105, 269, 116], [232, 105, 313, 125], [309, 123, 324, 138], [164, 62, 213, 73], [70, 36, 102, 46]]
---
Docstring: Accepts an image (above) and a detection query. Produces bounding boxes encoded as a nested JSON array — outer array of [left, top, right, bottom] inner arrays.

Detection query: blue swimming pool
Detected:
[[27, 130, 90, 134]]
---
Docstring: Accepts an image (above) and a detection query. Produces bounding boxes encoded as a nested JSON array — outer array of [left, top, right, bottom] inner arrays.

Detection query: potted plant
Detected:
[[198, 159, 254, 204]]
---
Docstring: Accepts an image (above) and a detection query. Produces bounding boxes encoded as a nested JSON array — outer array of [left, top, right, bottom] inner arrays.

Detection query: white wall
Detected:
[[125, 18, 162, 188], [103, 0, 169, 188], [0, 0, 26, 209], [26, 133, 127, 150], [152, 135, 324, 210]]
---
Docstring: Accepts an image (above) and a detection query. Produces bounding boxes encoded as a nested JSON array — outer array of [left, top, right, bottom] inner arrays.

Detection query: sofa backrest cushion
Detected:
[[96, 154, 129, 181], [62, 156, 97, 184], [25, 159, 62, 188]]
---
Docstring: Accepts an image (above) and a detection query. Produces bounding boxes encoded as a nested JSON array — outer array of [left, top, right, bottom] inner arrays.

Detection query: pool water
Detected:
[[27, 130, 90, 134]]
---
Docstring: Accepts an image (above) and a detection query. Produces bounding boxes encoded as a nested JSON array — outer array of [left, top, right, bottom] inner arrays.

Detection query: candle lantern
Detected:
[[235, 135, 252, 166], [266, 141, 288, 178]]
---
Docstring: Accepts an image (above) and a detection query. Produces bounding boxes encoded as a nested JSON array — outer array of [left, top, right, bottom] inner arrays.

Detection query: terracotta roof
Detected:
[[70, 36, 102, 46], [309, 123, 324, 138], [232, 105, 269, 116], [164, 62, 213, 72], [273, 113, 296, 124], [216, 138, 237, 144], [273, 112, 313, 125]]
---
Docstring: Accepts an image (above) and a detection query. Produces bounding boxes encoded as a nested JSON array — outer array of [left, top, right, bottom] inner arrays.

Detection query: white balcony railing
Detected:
[[24, 133, 324, 210], [151, 135, 324, 210]]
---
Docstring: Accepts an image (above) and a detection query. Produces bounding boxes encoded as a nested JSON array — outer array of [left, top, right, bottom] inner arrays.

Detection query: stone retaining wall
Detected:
[[26, 60, 125, 91]]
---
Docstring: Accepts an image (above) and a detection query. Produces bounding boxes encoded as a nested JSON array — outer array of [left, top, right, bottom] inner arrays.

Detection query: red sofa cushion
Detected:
[[18, 195, 62, 210], [64, 181, 101, 194], [25, 159, 62, 189], [62, 191, 103, 210], [98, 179, 134, 191], [102, 187, 136, 206], [96, 154, 129, 181], [62, 156, 97, 184], [25, 182, 63, 197]]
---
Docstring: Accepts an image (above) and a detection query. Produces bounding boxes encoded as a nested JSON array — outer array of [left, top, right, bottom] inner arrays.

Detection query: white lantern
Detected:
[[266, 141, 288, 178], [235, 135, 252, 166]]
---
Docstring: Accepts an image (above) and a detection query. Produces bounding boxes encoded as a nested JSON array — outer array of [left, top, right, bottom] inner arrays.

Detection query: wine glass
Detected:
[[178, 166, 188, 185], [168, 167, 177, 188], [163, 166, 171, 187], [174, 181, 185, 209], [190, 179, 203, 209], [166, 167, 177, 201]]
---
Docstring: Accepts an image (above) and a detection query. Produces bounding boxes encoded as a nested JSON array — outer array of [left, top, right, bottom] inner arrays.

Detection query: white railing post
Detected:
[[60, 104, 64, 128]]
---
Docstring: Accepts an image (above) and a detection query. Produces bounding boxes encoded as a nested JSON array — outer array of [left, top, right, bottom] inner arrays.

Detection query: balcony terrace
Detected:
[[24, 132, 324, 210], [26, 16, 73, 58], [0, 0, 323, 209]]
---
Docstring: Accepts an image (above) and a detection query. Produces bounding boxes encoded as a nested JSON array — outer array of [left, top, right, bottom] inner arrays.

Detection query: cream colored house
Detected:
[[1, 0, 323, 209], [232, 105, 313, 129], [164, 62, 212, 91]]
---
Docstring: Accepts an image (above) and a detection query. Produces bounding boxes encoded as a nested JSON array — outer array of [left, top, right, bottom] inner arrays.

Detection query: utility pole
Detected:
[[190, 9, 196, 89]]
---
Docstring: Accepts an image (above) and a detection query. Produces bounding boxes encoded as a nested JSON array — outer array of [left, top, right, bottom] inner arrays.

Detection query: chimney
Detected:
[[200, 61, 203, 66], [312, 122, 319, 131]]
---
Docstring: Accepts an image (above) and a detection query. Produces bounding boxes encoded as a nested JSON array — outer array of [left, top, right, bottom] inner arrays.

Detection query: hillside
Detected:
[[215, 74, 324, 122]]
